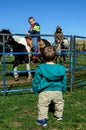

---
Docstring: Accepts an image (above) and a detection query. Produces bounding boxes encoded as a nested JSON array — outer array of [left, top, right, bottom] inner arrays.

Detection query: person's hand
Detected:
[[26, 32, 30, 34]]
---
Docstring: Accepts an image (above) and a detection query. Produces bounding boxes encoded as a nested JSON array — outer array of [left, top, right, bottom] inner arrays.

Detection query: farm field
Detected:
[[0, 53, 86, 130], [0, 84, 86, 130]]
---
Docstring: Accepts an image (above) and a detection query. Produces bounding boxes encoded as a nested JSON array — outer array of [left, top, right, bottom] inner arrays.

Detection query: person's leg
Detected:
[[37, 92, 50, 120], [36, 92, 51, 126], [54, 91, 64, 118], [32, 37, 39, 62], [32, 37, 38, 51]]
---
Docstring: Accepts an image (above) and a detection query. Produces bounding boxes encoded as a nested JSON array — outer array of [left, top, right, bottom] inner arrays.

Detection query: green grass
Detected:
[[0, 55, 86, 129], [0, 86, 86, 130]]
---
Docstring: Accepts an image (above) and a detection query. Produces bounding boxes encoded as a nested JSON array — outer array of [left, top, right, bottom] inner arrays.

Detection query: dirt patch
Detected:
[[0, 79, 31, 86]]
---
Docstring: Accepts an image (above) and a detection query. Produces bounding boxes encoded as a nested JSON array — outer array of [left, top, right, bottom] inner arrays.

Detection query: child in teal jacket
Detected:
[[32, 46, 67, 127]]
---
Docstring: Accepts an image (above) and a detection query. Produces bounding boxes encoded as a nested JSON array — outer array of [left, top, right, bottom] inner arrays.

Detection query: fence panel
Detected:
[[0, 34, 86, 96]]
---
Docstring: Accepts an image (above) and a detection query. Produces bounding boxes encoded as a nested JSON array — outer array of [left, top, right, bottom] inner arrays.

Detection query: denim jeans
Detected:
[[32, 37, 38, 51]]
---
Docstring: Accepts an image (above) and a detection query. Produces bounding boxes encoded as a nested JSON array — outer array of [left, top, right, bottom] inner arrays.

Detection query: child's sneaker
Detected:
[[57, 117, 63, 121], [36, 119, 47, 127]]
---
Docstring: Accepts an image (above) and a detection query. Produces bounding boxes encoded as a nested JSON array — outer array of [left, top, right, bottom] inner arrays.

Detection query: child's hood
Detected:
[[38, 63, 66, 81]]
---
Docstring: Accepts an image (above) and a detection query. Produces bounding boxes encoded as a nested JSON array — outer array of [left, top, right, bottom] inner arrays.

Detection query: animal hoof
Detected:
[[27, 77, 33, 82], [14, 74, 19, 81], [14, 77, 19, 81]]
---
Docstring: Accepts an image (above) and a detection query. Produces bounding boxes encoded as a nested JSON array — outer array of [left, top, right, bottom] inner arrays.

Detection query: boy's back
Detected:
[[33, 63, 66, 94]]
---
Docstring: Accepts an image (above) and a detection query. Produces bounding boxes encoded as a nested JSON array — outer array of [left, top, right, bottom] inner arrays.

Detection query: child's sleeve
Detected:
[[32, 66, 42, 94]]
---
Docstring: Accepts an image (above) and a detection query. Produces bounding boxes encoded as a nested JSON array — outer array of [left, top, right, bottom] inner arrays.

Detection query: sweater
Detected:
[[32, 63, 67, 94]]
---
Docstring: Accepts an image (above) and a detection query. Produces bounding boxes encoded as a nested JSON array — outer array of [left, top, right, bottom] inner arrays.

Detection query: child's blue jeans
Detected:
[[32, 37, 38, 51]]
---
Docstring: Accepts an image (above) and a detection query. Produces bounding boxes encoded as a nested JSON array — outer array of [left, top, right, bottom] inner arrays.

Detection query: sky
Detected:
[[0, 0, 86, 41]]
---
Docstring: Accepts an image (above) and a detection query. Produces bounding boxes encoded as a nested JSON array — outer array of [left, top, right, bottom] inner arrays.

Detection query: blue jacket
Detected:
[[32, 63, 67, 94]]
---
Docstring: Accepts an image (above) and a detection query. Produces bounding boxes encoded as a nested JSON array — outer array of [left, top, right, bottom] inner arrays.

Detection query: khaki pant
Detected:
[[37, 91, 64, 120]]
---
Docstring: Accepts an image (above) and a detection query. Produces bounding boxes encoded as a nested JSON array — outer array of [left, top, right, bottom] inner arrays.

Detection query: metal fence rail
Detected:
[[0, 34, 86, 96]]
